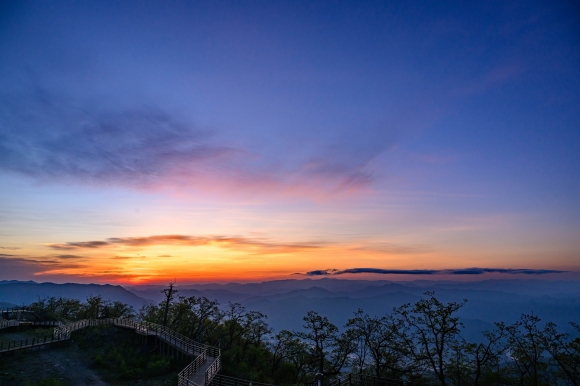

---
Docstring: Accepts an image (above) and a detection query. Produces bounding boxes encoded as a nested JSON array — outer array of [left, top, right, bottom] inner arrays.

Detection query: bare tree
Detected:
[[161, 282, 178, 327]]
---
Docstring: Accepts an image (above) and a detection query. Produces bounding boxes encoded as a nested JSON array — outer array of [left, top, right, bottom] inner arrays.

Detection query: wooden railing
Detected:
[[205, 354, 222, 385], [52, 319, 90, 339], [19, 321, 63, 326], [52, 318, 221, 386], [208, 374, 275, 386], [178, 349, 208, 386], [0, 334, 67, 353], [138, 321, 220, 357], [0, 319, 19, 330]]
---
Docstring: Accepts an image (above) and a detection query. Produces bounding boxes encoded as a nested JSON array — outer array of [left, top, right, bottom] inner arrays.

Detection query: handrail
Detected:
[[178, 349, 207, 386], [0, 320, 19, 330], [51, 318, 221, 386], [208, 374, 275, 386], [0, 333, 66, 353], [205, 355, 221, 386]]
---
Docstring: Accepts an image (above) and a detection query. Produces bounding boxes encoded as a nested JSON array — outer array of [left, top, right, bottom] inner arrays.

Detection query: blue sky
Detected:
[[0, 1, 578, 283]]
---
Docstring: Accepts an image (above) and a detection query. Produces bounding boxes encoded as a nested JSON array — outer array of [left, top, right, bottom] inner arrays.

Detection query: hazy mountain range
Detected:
[[0, 280, 151, 309], [1, 279, 579, 342], [128, 278, 580, 342]]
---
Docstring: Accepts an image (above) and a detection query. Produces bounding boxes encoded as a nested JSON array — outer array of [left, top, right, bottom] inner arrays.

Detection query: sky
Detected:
[[0, 0, 579, 284]]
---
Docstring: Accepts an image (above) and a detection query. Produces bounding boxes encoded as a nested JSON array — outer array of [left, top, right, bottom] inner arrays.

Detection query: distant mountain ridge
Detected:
[[0, 281, 150, 309]]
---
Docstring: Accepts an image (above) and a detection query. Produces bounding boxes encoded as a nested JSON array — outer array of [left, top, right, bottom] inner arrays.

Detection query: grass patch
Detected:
[[72, 326, 180, 382]]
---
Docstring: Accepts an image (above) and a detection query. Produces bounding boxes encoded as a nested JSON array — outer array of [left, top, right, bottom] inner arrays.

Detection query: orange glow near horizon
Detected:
[[5, 233, 571, 285]]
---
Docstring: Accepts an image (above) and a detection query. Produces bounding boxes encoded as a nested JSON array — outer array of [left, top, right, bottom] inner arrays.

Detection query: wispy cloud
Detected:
[[304, 267, 567, 276], [111, 255, 146, 260], [0, 84, 392, 198], [0, 87, 236, 187], [53, 254, 87, 259], [47, 234, 324, 254], [49, 241, 110, 249]]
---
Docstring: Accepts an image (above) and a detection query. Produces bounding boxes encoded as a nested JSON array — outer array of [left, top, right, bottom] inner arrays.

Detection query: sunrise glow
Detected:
[[0, 1, 578, 285]]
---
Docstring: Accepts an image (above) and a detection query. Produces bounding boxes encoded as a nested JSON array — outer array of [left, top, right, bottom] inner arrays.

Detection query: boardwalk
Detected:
[[0, 317, 221, 386]]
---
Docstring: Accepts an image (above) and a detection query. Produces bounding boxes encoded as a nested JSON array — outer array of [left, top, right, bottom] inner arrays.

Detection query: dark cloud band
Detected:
[[304, 267, 567, 276], [448, 268, 566, 275]]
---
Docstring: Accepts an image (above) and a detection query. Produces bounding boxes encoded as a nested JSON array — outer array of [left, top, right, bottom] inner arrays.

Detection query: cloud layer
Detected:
[[304, 267, 567, 276]]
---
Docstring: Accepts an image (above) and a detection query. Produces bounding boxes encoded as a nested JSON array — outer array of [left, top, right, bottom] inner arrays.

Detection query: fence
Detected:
[[0, 334, 66, 353], [208, 374, 276, 386]]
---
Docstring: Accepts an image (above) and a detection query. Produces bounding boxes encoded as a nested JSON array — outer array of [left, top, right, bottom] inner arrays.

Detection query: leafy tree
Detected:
[[393, 292, 467, 386], [223, 302, 248, 350], [159, 295, 224, 341], [82, 295, 106, 319], [270, 330, 311, 383], [102, 300, 135, 318], [295, 311, 357, 377], [541, 321, 580, 386], [463, 328, 507, 386], [240, 310, 271, 362], [75, 295, 132, 319], [346, 309, 407, 379], [29, 297, 81, 321], [496, 314, 549, 386]]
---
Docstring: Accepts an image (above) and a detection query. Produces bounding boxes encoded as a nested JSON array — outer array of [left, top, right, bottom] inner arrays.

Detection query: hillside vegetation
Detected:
[[2, 287, 579, 386]]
